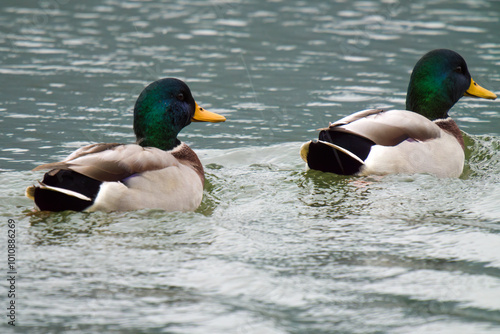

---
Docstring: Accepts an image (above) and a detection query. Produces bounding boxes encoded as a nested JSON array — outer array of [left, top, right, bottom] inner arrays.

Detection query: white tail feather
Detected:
[[38, 182, 92, 201], [316, 140, 365, 165]]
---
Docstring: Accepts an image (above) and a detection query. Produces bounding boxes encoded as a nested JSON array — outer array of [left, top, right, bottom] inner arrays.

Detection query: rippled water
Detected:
[[1, 0, 500, 333]]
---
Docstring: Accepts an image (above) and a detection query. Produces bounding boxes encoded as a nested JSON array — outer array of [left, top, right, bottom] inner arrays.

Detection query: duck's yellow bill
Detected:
[[192, 103, 226, 122], [465, 78, 497, 100]]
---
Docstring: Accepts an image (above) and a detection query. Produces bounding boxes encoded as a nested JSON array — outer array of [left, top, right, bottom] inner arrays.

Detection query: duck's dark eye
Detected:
[[454, 66, 463, 74], [177, 93, 184, 101]]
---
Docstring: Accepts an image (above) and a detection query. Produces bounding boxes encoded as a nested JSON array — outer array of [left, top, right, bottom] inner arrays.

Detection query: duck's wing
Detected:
[[32, 143, 181, 181], [324, 109, 442, 146]]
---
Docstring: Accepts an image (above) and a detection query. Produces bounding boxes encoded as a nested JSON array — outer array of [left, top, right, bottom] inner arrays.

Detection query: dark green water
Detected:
[[1, 0, 500, 333]]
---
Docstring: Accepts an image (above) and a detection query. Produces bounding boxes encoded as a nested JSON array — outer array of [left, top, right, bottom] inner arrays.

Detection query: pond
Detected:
[[1, 0, 500, 333]]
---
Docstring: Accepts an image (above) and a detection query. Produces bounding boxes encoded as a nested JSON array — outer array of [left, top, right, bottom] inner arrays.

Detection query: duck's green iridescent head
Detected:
[[133, 78, 226, 150], [406, 49, 496, 120]]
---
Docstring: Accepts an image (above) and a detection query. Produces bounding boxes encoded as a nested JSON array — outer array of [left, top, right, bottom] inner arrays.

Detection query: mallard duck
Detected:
[[300, 49, 497, 178], [26, 78, 226, 212]]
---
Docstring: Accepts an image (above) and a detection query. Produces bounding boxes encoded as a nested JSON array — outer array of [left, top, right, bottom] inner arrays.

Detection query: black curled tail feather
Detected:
[[33, 170, 101, 212], [306, 130, 375, 175]]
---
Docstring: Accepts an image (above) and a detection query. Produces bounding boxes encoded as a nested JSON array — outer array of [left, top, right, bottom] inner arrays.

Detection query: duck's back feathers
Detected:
[[33, 143, 183, 182], [301, 109, 464, 177], [28, 142, 205, 212], [324, 109, 442, 146]]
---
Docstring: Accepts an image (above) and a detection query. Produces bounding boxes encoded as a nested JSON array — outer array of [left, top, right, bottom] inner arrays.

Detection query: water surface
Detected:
[[1, 0, 500, 333]]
